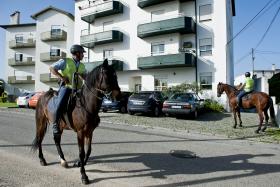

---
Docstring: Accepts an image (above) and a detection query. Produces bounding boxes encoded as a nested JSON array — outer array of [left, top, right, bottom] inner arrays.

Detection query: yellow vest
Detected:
[[60, 58, 85, 89], [244, 77, 254, 92]]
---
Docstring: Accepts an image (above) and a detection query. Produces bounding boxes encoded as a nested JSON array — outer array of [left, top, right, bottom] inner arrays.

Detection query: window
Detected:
[[154, 75, 168, 91], [199, 38, 212, 56], [103, 49, 113, 60], [50, 46, 60, 56], [151, 10, 164, 22], [200, 72, 212, 89], [135, 84, 142, 92], [199, 4, 212, 21], [15, 34, 23, 43], [51, 25, 62, 36], [151, 43, 164, 56], [15, 53, 23, 62], [103, 21, 113, 31]]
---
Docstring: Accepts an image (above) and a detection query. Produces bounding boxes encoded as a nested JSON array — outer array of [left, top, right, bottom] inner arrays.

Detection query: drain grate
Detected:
[[169, 150, 198, 159]]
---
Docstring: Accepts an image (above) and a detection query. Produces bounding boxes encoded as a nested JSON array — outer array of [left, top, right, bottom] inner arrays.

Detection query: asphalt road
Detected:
[[1, 109, 280, 187]]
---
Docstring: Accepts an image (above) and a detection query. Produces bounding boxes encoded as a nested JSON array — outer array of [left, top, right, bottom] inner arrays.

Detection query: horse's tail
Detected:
[[31, 93, 50, 152], [269, 98, 278, 127]]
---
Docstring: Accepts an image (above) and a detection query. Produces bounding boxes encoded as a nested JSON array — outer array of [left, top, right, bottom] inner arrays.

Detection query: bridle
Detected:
[[82, 67, 112, 100]]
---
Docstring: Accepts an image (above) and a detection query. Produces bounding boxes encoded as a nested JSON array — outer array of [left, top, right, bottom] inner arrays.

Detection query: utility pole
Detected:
[[251, 48, 255, 77]]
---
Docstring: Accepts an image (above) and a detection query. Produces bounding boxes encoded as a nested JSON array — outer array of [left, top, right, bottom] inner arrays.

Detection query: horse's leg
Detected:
[[233, 109, 237, 128], [262, 109, 269, 132], [77, 131, 89, 184], [255, 109, 264, 134], [84, 134, 93, 166], [237, 108, 243, 127], [53, 130, 68, 168]]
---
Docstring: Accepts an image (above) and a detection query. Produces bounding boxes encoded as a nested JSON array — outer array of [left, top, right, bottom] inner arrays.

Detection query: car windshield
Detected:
[[130, 93, 151, 100], [169, 93, 193, 101], [19, 92, 30, 97]]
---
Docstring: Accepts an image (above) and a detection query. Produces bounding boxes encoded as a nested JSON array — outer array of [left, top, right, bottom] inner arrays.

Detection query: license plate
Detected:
[[104, 100, 112, 104], [134, 101, 144, 105], [171, 105, 181, 109]]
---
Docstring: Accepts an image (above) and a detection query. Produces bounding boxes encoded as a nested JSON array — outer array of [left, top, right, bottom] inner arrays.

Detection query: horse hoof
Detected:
[[255, 130, 260, 134], [61, 159, 68, 168], [73, 161, 81, 168], [81, 176, 89, 185], [233, 126, 237, 129], [261, 128, 267, 132], [40, 159, 47, 166], [239, 124, 243, 127]]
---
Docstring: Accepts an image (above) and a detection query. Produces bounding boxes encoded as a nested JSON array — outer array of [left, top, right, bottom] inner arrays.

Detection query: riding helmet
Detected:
[[245, 72, 251, 77], [70, 44, 86, 54]]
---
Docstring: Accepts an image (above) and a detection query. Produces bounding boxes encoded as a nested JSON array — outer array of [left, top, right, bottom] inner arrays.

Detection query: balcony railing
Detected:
[[137, 52, 196, 69], [40, 73, 58, 83], [8, 57, 35, 66], [138, 0, 194, 8], [9, 38, 36, 49], [41, 30, 67, 41], [8, 76, 35, 84], [138, 15, 195, 38], [81, 30, 123, 48], [40, 51, 66, 62], [85, 58, 124, 71], [81, 0, 123, 23]]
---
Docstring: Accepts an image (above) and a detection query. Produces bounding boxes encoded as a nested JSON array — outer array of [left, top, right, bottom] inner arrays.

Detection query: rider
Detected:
[[49, 44, 86, 137], [236, 72, 254, 108]]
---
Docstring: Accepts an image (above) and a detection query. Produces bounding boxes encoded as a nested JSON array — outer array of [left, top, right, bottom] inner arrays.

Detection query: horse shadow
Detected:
[[85, 152, 280, 186]]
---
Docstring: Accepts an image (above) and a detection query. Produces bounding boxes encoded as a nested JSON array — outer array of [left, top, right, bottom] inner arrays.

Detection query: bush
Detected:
[[203, 99, 224, 112], [162, 82, 201, 97]]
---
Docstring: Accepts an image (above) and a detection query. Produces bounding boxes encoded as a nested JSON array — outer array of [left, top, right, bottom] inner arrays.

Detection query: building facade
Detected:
[[75, 0, 235, 103], [0, 7, 74, 94]]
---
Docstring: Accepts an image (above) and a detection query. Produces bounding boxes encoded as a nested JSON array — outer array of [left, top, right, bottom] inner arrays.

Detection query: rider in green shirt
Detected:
[[237, 72, 254, 108]]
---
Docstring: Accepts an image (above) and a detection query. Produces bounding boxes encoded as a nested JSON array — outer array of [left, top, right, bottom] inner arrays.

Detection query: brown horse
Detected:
[[217, 82, 277, 133], [32, 60, 120, 184]]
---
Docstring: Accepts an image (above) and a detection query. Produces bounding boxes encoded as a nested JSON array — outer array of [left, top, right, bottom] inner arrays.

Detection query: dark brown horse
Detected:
[[217, 82, 277, 133], [32, 60, 120, 184]]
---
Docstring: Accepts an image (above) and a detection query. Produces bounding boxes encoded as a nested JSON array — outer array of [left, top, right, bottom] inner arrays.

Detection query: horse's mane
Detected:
[[85, 64, 103, 87], [220, 83, 240, 95]]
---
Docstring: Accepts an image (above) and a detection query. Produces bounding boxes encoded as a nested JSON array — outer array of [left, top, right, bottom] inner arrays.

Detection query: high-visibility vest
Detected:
[[60, 58, 85, 89], [244, 77, 254, 92]]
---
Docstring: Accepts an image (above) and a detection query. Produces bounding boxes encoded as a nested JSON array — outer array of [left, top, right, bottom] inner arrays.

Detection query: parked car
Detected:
[[127, 91, 166, 117], [162, 92, 204, 119], [101, 91, 132, 113], [16, 92, 35, 108], [28, 92, 45, 109]]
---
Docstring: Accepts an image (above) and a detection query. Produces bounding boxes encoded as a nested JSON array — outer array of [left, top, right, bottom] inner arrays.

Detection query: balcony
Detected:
[[8, 76, 35, 84], [85, 59, 124, 71], [81, 30, 123, 48], [9, 39, 35, 49], [40, 51, 66, 62], [40, 73, 58, 83], [137, 53, 196, 69], [41, 30, 67, 41], [8, 57, 35, 66], [138, 0, 194, 8], [81, 0, 123, 23], [138, 16, 195, 38]]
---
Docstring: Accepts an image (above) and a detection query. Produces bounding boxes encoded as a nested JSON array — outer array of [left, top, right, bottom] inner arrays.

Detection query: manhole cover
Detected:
[[169, 150, 198, 159]]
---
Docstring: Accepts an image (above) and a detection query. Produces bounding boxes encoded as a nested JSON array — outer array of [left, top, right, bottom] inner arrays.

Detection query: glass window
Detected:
[[15, 34, 23, 43], [200, 72, 212, 89], [103, 49, 113, 60], [154, 75, 168, 91], [51, 25, 62, 36], [199, 38, 212, 56], [50, 46, 60, 56], [151, 43, 164, 56], [199, 4, 212, 21], [15, 53, 23, 62]]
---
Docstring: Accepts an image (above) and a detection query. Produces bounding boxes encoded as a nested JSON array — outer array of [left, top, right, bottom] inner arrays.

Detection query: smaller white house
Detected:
[[234, 64, 280, 94]]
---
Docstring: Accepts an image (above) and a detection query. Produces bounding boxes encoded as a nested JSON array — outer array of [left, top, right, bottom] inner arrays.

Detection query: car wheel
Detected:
[[120, 106, 127, 113], [191, 110, 198, 119], [102, 109, 108, 113], [154, 106, 160, 117]]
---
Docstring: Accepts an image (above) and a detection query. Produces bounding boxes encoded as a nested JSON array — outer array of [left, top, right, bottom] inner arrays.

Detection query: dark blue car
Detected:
[[101, 91, 132, 113]]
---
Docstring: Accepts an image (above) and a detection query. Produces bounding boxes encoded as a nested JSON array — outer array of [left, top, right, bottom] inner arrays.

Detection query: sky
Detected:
[[0, 0, 279, 79]]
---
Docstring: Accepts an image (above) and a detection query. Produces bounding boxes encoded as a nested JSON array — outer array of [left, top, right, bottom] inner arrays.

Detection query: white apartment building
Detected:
[[0, 6, 74, 94], [74, 0, 235, 102]]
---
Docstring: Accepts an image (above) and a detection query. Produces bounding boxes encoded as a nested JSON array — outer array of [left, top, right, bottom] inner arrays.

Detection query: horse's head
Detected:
[[86, 59, 121, 100], [217, 82, 224, 97]]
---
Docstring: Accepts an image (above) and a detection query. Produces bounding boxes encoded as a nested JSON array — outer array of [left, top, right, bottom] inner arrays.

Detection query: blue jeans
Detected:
[[237, 90, 247, 107]]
